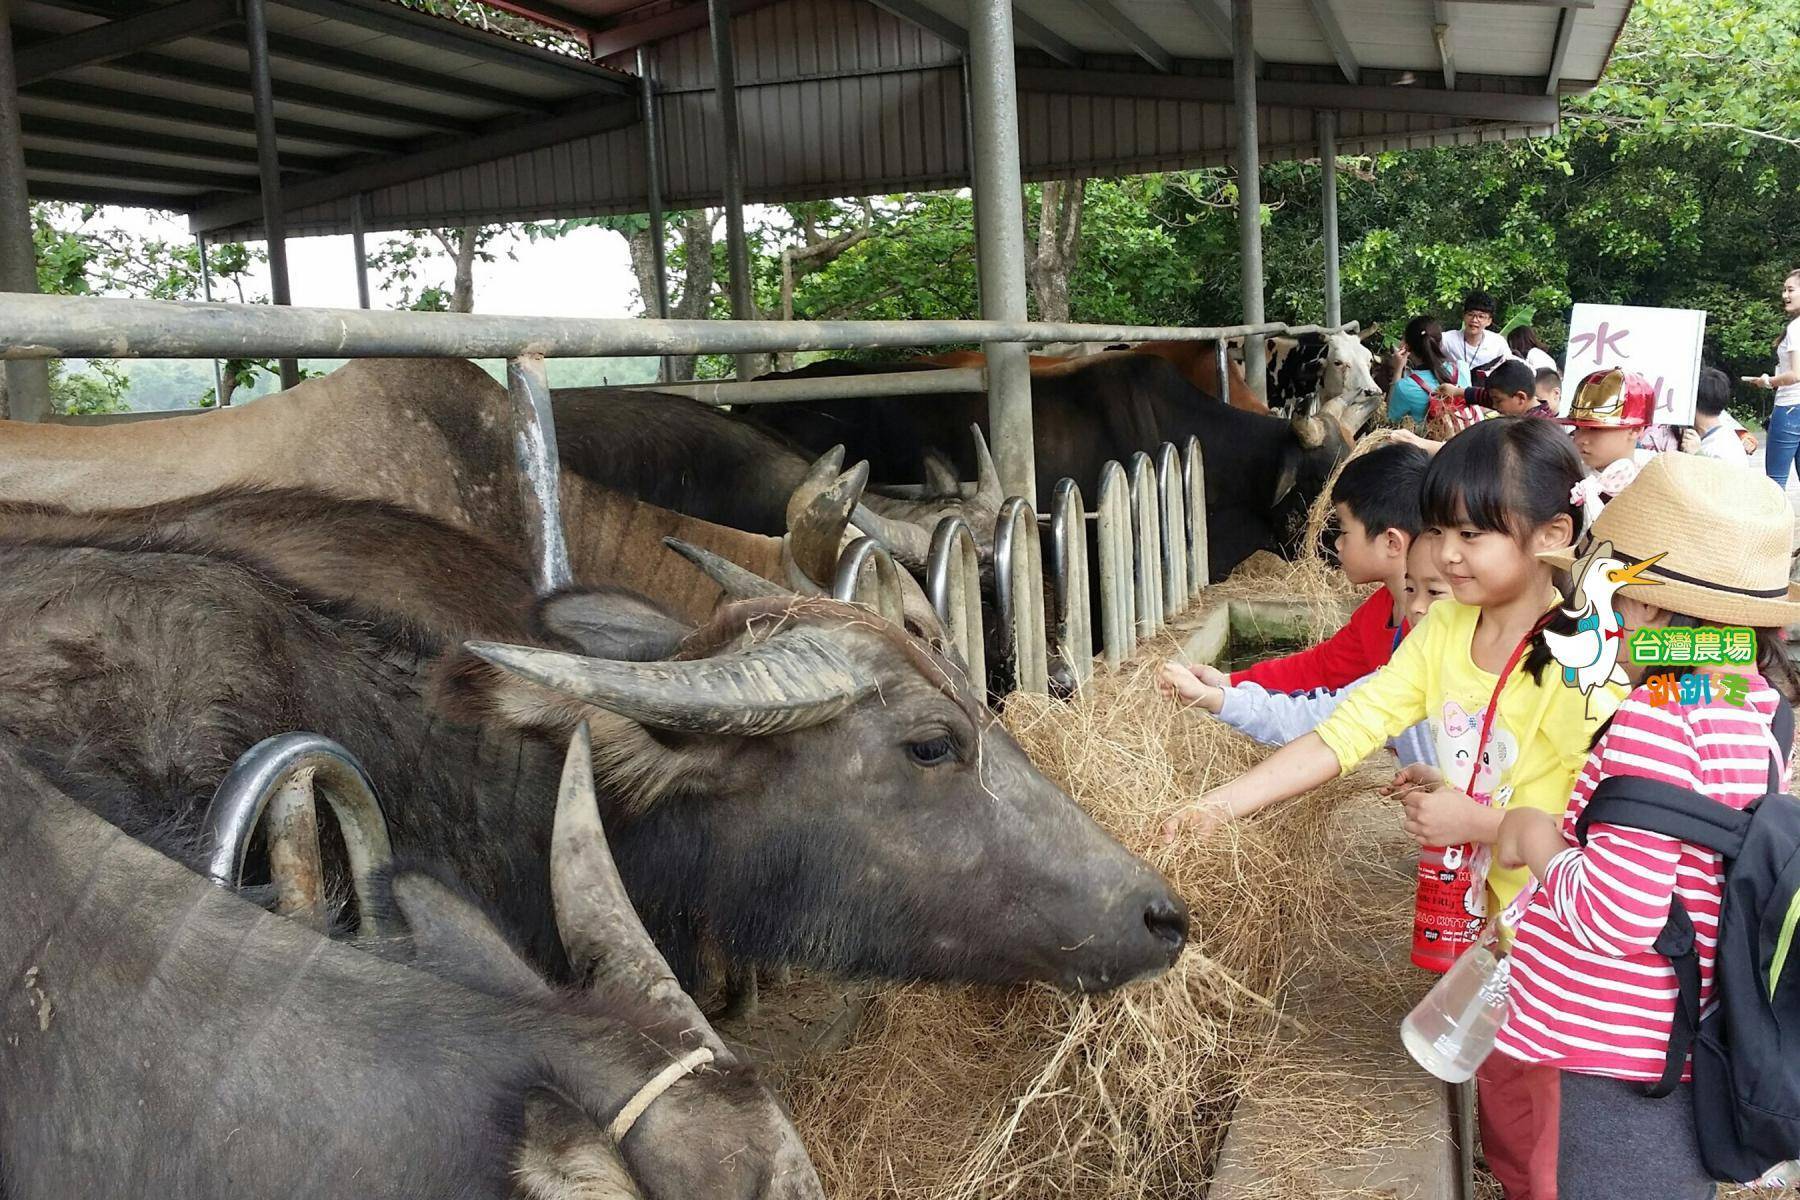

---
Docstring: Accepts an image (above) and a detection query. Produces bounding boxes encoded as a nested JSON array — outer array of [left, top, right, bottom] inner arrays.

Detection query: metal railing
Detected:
[[0, 294, 1352, 701]]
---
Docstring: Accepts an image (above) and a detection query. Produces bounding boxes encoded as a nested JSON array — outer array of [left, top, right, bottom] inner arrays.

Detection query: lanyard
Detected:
[[1466, 612, 1555, 797]]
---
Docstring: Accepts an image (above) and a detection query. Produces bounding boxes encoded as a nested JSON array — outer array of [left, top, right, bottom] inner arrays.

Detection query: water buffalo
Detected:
[[0, 726, 822, 1200], [0, 504, 1187, 997], [744, 354, 1380, 579]]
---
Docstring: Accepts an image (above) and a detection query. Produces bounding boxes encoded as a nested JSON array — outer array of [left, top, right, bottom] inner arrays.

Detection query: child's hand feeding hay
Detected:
[[1155, 660, 1226, 713]]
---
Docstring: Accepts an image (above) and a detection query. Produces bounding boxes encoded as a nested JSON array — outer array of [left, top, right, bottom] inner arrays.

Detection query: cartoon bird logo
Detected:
[[1543, 540, 1664, 715]]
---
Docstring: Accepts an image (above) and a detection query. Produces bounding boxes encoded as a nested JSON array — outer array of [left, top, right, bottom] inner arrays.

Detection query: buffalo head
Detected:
[[456, 597, 1188, 993]]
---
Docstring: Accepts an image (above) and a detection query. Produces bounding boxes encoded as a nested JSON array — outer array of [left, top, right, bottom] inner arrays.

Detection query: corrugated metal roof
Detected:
[[7, 0, 1631, 236]]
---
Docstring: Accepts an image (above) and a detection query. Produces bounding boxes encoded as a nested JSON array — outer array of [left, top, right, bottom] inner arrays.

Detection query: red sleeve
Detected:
[[1230, 590, 1398, 692]]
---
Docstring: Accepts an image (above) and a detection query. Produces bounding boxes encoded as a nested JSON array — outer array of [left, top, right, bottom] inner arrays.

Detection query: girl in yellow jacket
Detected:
[[1163, 417, 1620, 1200]]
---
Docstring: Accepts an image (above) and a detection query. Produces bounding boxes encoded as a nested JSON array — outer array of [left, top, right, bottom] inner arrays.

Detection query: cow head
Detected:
[[1274, 393, 1384, 552], [1319, 330, 1382, 403], [453, 598, 1188, 994]]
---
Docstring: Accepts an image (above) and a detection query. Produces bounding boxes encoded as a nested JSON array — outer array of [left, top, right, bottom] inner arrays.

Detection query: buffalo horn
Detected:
[[662, 536, 792, 600], [1290, 413, 1327, 451], [970, 424, 1004, 510], [466, 626, 874, 736], [784, 455, 870, 590], [783, 444, 847, 530], [922, 448, 960, 496], [551, 722, 726, 1051]]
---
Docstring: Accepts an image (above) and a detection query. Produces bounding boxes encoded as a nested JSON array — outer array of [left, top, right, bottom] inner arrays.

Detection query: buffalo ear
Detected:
[[536, 590, 692, 662], [432, 649, 585, 729], [515, 1092, 638, 1200], [1272, 444, 1303, 508], [368, 865, 555, 1001]]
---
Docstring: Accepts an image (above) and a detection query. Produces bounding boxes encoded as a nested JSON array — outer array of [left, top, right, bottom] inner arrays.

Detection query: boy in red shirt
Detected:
[[1229, 441, 1429, 693]]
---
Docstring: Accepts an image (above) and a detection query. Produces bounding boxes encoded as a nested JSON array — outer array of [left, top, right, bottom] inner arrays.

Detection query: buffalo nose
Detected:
[[1144, 894, 1189, 957]]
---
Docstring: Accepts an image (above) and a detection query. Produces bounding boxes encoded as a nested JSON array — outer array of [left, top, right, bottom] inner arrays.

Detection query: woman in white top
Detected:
[[1751, 268, 1800, 486], [1438, 289, 1514, 377], [1507, 324, 1559, 375]]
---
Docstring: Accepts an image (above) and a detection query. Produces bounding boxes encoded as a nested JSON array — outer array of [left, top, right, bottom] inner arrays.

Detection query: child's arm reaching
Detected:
[[1156, 660, 1228, 713], [1160, 733, 1341, 840]]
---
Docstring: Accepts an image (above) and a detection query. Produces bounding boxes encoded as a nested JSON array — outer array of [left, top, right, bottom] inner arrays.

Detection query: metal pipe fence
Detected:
[[0, 294, 1351, 702]]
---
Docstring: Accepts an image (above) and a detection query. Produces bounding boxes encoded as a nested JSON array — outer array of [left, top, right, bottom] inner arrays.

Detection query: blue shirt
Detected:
[[1388, 363, 1469, 423]]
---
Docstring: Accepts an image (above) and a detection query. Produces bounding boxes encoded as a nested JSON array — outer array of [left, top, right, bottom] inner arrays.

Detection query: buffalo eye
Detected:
[[905, 735, 958, 767]]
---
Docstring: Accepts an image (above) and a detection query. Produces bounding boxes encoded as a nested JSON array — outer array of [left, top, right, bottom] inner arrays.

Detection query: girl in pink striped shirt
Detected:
[[1493, 453, 1800, 1199]]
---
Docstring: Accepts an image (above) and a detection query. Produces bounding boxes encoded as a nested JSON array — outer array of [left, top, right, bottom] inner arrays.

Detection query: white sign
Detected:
[[1561, 303, 1706, 425]]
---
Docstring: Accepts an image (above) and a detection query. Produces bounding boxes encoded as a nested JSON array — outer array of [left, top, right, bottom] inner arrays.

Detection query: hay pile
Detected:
[[785, 638, 1411, 1199]]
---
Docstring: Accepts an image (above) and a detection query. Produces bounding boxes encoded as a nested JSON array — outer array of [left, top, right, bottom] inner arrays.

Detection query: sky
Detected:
[[106, 206, 647, 318]]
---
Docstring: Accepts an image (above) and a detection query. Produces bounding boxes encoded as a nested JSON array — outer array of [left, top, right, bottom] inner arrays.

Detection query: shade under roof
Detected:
[[5, 0, 1632, 240]]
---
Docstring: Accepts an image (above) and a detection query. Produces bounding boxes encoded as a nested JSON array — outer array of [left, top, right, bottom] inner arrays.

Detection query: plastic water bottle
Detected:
[[1400, 927, 1513, 1083], [1410, 841, 1484, 973]]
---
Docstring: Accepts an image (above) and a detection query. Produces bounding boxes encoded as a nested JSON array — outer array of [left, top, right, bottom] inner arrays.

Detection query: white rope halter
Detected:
[[607, 1047, 716, 1143]]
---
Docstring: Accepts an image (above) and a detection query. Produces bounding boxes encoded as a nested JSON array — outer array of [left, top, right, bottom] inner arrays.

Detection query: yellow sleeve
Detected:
[[1315, 608, 1438, 773]]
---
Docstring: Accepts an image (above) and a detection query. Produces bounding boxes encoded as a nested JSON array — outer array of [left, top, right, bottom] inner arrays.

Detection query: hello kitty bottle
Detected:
[[1412, 700, 1498, 973]]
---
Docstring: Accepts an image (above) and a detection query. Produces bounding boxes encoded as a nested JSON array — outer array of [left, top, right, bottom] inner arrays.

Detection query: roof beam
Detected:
[[1545, 6, 1575, 94], [1070, 0, 1172, 71], [861, 0, 968, 49], [24, 182, 201, 210], [585, 0, 784, 60], [1432, 1, 1455, 88], [192, 95, 641, 233], [1302, 0, 1358, 83], [25, 150, 259, 192], [1178, 0, 1260, 71], [1009, 9, 1083, 66], [235, 30, 559, 111], [14, 0, 240, 85], [1445, 0, 1592, 6], [273, 0, 634, 92], [1016, 65, 1562, 123], [20, 80, 409, 154], [20, 115, 338, 173], [89, 49, 484, 133]]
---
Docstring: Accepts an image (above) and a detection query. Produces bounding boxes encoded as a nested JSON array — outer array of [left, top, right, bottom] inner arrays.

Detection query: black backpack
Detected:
[[1575, 698, 1800, 1184]]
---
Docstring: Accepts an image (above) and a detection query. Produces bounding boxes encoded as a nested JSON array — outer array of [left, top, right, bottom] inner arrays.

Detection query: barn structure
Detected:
[[0, 0, 1632, 494]]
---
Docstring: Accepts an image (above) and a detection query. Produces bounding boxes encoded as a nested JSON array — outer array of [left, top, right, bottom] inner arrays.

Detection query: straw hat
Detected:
[[1539, 452, 1800, 627]]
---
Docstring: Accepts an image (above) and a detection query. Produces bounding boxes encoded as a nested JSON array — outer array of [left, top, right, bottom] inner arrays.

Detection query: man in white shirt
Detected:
[[1438, 290, 1514, 378], [1680, 366, 1751, 466]]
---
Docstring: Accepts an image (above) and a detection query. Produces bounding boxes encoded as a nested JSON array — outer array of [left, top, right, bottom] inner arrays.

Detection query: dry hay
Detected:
[[785, 635, 1416, 1199]]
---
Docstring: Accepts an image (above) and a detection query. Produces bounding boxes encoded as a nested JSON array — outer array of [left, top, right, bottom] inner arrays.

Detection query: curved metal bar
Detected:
[[993, 497, 1049, 695], [1156, 443, 1189, 619], [830, 536, 906, 628], [926, 515, 987, 686], [1049, 477, 1093, 692], [1095, 460, 1135, 668], [201, 733, 396, 938], [1184, 434, 1210, 595], [1128, 451, 1164, 639]]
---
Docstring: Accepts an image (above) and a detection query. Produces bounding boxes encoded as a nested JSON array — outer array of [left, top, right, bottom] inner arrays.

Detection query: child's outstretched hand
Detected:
[[1156, 661, 1226, 714], [1380, 762, 1443, 798], [1160, 797, 1232, 842]]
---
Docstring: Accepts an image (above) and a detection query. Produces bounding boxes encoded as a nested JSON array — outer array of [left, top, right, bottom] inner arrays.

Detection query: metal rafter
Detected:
[[1016, 65, 1562, 123], [25, 149, 258, 191], [20, 115, 337, 173], [191, 95, 640, 233], [20, 80, 409, 153], [1302, 0, 1358, 84], [1433, 0, 1456, 88], [1545, 6, 1575, 94], [25, 181, 200, 209], [1008, 9, 1083, 67], [1178, 0, 1259, 71], [1070, 0, 1173, 72], [13, 0, 239, 85], [272, 0, 634, 91]]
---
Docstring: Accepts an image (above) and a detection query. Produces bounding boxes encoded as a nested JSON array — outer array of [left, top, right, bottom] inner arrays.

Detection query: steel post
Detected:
[[350, 193, 371, 309], [505, 353, 574, 595], [1318, 109, 1341, 328], [0, 0, 50, 422], [195, 231, 230, 405], [966, 0, 1036, 501], [1232, 0, 1267, 409], [245, 0, 298, 391], [637, 46, 672, 383], [706, 0, 756, 383]]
